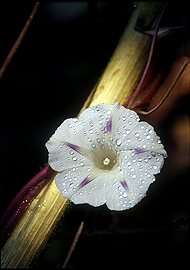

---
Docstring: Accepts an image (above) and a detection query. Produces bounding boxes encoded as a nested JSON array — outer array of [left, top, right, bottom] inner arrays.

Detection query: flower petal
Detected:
[[55, 164, 95, 198], [46, 139, 93, 172], [118, 120, 166, 153], [78, 103, 115, 148], [105, 172, 136, 211], [109, 103, 140, 148], [121, 149, 166, 202], [67, 169, 107, 207]]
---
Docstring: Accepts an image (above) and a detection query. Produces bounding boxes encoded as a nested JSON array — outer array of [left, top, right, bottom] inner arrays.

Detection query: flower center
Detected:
[[94, 148, 117, 171], [103, 157, 110, 166]]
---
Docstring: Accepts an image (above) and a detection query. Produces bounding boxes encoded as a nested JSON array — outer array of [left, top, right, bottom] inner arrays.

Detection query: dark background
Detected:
[[0, 2, 188, 268]]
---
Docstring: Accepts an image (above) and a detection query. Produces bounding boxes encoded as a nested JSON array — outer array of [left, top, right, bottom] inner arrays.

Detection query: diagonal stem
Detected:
[[0, 2, 40, 79], [139, 59, 190, 115], [124, 2, 168, 109]]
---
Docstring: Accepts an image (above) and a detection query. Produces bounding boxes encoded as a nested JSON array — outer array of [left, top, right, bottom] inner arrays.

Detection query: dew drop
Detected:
[[151, 151, 156, 157], [72, 156, 77, 161], [132, 174, 136, 179], [73, 118, 78, 123], [123, 192, 127, 198], [127, 138, 131, 143], [69, 183, 74, 188], [88, 137, 92, 142], [116, 138, 122, 146], [153, 165, 158, 170]]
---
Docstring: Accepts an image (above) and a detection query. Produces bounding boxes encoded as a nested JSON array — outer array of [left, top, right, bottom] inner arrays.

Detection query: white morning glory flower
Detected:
[[46, 102, 167, 211]]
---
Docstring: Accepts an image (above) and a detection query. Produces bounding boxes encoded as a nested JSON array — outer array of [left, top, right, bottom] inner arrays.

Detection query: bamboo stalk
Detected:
[[80, 1, 163, 112], [1, 2, 163, 268]]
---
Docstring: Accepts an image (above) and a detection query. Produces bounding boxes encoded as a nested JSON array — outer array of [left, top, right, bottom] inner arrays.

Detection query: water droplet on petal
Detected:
[[123, 192, 127, 198], [72, 156, 77, 161], [69, 183, 74, 188], [151, 151, 156, 157], [116, 138, 122, 146]]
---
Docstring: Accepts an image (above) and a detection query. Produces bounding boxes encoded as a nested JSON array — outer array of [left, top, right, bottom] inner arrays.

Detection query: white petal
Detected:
[[110, 103, 140, 148], [57, 168, 107, 207], [55, 164, 95, 198], [70, 173, 106, 207], [105, 172, 136, 211], [78, 103, 114, 149], [121, 121, 166, 152], [121, 150, 165, 202], [48, 118, 87, 149], [46, 139, 93, 172]]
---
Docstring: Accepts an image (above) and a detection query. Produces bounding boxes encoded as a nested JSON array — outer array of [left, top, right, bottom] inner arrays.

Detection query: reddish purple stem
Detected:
[[124, 2, 168, 110], [1, 165, 55, 246]]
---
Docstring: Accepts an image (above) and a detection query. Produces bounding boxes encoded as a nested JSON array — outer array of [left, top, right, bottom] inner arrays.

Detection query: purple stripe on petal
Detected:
[[133, 148, 148, 155], [64, 142, 80, 153], [120, 180, 129, 192], [104, 116, 112, 133], [78, 175, 96, 189]]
